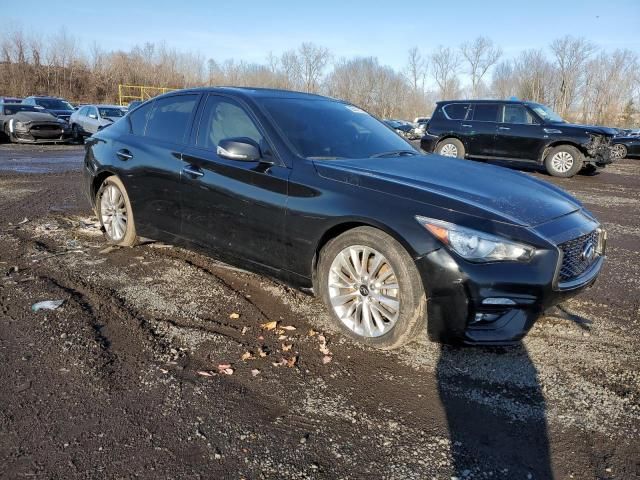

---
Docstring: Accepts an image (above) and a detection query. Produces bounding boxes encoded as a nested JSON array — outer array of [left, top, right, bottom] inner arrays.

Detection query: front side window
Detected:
[[88, 107, 98, 118], [144, 94, 198, 143], [442, 103, 470, 120], [502, 105, 536, 124], [79, 106, 89, 116], [197, 95, 264, 150], [529, 103, 565, 123], [258, 98, 415, 159], [473, 104, 499, 122], [98, 107, 125, 118], [35, 98, 74, 111]]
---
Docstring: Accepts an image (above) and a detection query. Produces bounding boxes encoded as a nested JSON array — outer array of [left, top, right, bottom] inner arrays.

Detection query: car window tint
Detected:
[[129, 101, 154, 136], [442, 103, 470, 120], [473, 104, 499, 122], [503, 105, 535, 124], [197, 96, 263, 150], [145, 95, 198, 143]]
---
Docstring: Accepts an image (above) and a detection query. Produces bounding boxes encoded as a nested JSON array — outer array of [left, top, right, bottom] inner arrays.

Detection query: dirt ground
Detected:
[[0, 143, 638, 480]]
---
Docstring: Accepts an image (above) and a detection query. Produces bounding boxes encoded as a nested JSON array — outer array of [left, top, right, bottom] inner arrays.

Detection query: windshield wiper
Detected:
[[370, 150, 419, 158], [307, 156, 346, 160]]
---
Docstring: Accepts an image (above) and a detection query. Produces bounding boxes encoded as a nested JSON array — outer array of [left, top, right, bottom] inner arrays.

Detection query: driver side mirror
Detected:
[[217, 137, 262, 162], [89, 114, 98, 119]]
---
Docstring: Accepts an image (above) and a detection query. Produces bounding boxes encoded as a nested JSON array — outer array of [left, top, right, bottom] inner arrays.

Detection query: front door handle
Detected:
[[116, 149, 133, 161], [182, 165, 204, 178], [498, 126, 511, 130], [461, 124, 472, 128]]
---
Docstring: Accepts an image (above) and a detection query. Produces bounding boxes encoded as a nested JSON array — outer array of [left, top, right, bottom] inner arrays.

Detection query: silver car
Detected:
[[69, 104, 126, 140]]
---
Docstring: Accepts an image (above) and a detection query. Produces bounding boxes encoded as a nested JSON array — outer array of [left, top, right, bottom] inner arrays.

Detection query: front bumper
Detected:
[[585, 136, 614, 166], [416, 231, 605, 345], [12, 125, 71, 143]]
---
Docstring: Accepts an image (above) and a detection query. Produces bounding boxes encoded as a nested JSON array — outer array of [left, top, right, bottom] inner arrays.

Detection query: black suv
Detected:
[[22, 96, 75, 122], [420, 100, 616, 177]]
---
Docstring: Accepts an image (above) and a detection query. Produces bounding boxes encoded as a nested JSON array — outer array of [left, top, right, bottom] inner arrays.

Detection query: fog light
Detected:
[[472, 312, 501, 324], [482, 298, 516, 305]]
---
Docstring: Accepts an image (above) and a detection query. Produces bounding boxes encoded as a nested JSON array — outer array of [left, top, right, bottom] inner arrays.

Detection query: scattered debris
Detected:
[[229, 312, 240, 319], [197, 370, 215, 377], [282, 344, 293, 352], [149, 243, 173, 249], [31, 299, 65, 312], [241, 326, 249, 335], [281, 325, 296, 331], [241, 352, 254, 361], [17, 217, 29, 225], [318, 335, 331, 356], [308, 329, 318, 337], [322, 355, 332, 364], [250, 369, 260, 377], [217, 364, 234, 375], [257, 346, 268, 358], [260, 320, 278, 331], [99, 246, 119, 255]]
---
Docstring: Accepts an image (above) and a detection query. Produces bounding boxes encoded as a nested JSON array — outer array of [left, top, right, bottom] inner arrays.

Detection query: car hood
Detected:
[[47, 109, 73, 117], [12, 111, 60, 123], [314, 155, 582, 227], [548, 121, 617, 136]]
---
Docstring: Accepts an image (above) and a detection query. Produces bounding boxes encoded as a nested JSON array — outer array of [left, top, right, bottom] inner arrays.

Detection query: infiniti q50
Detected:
[[83, 88, 605, 348]]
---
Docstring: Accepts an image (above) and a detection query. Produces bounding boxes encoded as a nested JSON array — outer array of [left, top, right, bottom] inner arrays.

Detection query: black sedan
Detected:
[[83, 87, 606, 348], [1, 104, 71, 143], [612, 136, 640, 159]]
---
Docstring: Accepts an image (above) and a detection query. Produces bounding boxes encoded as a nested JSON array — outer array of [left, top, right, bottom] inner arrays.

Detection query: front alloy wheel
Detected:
[[318, 226, 427, 349], [328, 245, 400, 337], [611, 144, 627, 159], [544, 145, 583, 177]]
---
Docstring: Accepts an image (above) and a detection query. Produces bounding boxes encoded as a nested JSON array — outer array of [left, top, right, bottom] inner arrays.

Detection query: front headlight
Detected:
[[415, 216, 535, 262], [15, 121, 28, 130]]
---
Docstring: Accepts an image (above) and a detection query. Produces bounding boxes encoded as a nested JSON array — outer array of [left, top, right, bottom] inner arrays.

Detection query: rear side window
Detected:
[[129, 102, 153, 136], [442, 103, 470, 120], [473, 104, 500, 122], [145, 95, 198, 144]]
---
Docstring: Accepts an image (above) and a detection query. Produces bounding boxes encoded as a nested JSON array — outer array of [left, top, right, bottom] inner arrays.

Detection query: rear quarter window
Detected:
[[128, 102, 153, 136], [442, 103, 471, 120], [145, 95, 198, 144]]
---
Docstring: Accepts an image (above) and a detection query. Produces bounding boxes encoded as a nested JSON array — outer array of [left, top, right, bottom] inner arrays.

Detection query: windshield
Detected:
[[529, 103, 564, 123], [35, 98, 74, 111], [259, 98, 416, 159], [98, 107, 125, 118], [3, 105, 38, 115]]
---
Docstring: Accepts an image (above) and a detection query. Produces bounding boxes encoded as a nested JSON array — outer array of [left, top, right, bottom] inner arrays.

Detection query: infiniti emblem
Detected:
[[581, 241, 596, 262]]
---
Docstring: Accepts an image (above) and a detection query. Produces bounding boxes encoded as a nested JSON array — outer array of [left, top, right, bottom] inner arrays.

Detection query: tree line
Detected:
[[1, 28, 638, 126]]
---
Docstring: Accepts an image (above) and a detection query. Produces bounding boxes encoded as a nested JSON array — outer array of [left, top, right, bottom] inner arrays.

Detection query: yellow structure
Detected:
[[118, 84, 178, 106]]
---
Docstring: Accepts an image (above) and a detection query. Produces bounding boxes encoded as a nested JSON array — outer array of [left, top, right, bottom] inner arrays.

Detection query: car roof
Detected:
[[151, 86, 337, 102], [1, 103, 31, 107], [437, 99, 535, 105]]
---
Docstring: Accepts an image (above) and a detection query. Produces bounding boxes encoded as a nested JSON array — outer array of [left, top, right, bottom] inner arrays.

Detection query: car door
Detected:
[[464, 103, 500, 157], [493, 104, 545, 161], [85, 106, 101, 134], [179, 93, 289, 271], [115, 93, 200, 240]]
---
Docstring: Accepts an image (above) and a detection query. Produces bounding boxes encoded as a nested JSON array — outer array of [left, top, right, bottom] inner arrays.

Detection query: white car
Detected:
[[69, 104, 126, 140]]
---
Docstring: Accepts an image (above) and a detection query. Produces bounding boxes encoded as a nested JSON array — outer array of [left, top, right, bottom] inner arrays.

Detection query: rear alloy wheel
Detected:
[[437, 138, 465, 159], [96, 176, 138, 246], [611, 144, 627, 159], [318, 227, 426, 349], [544, 145, 583, 178]]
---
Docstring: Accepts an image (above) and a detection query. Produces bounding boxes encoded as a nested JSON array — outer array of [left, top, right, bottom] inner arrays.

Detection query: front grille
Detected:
[[558, 230, 600, 282], [30, 124, 61, 131]]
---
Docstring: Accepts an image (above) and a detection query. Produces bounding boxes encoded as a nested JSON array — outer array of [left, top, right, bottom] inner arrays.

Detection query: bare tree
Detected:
[[460, 36, 502, 98], [405, 46, 426, 92], [298, 42, 331, 93], [430, 46, 461, 99], [550, 36, 594, 117]]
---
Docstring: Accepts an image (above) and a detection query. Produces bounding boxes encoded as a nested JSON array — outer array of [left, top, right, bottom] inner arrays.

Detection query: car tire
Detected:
[[544, 145, 583, 178], [4, 124, 15, 143], [611, 144, 627, 159], [436, 138, 465, 159], [317, 226, 427, 350], [71, 124, 82, 143], [96, 176, 138, 247]]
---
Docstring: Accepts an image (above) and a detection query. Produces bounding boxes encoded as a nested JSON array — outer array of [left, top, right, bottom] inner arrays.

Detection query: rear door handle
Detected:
[[461, 124, 472, 128], [182, 165, 204, 178], [116, 149, 133, 161], [498, 126, 511, 130]]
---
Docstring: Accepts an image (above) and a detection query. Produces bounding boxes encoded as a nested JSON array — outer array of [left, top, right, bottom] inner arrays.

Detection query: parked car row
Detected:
[[0, 95, 128, 144], [83, 87, 607, 350]]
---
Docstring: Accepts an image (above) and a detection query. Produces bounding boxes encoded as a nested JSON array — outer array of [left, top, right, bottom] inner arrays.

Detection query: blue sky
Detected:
[[5, 0, 640, 70]]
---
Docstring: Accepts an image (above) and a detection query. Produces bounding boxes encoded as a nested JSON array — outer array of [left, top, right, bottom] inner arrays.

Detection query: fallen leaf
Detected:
[[197, 370, 214, 377], [282, 344, 293, 352], [285, 356, 298, 368], [160, 368, 169, 374], [229, 313, 240, 319], [308, 329, 318, 337], [322, 355, 332, 364], [281, 325, 296, 331], [319, 344, 331, 356], [217, 363, 232, 372], [278, 335, 288, 340], [241, 351, 253, 361], [251, 369, 260, 377], [260, 321, 278, 331], [222, 368, 234, 375], [257, 346, 268, 358]]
